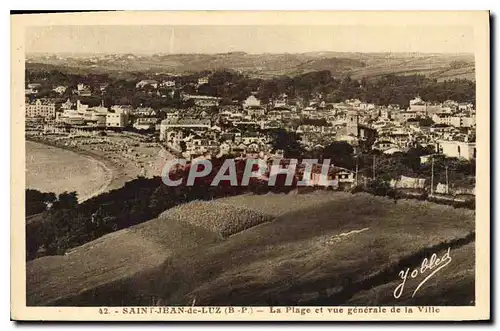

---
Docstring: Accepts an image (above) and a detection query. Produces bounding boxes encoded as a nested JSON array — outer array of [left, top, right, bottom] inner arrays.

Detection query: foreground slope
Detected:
[[152, 193, 474, 306], [27, 201, 271, 306], [27, 192, 475, 306]]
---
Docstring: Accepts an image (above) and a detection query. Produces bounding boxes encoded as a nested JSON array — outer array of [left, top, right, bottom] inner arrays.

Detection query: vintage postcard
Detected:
[[11, 11, 490, 321]]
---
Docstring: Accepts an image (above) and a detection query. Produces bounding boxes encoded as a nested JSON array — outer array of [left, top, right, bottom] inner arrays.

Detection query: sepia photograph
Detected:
[[11, 11, 490, 321]]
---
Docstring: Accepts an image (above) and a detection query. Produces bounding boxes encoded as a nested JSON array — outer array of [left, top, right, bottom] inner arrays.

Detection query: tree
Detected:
[[322, 141, 354, 158], [53, 191, 79, 210], [367, 178, 392, 196], [179, 141, 187, 152], [269, 129, 305, 158], [301, 118, 329, 126], [321, 142, 355, 169], [25, 189, 56, 216], [26, 221, 43, 260], [418, 117, 435, 127]]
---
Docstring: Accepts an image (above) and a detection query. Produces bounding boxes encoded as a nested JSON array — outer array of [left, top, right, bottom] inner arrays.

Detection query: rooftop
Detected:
[[161, 118, 211, 126]]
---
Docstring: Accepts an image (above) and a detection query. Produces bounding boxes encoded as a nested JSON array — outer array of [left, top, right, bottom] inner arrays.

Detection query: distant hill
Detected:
[[27, 192, 475, 306], [26, 52, 475, 81]]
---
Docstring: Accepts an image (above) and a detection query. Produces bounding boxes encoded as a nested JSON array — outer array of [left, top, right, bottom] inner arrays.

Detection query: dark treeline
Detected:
[[26, 67, 475, 109]]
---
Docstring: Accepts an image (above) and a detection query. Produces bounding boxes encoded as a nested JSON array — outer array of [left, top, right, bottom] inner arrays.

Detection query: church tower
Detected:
[[346, 110, 359, 137]]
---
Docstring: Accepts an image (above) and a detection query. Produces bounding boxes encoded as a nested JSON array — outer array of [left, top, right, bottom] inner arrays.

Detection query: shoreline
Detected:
[[26, 134, 170, 201], [26, 137, 122, 202], [77, 153, 113, 202]]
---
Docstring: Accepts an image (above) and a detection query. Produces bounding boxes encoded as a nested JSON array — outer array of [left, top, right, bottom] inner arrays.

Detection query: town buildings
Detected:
[[136, 80, 159, 89], [243, 95, 261, 109], [77, 83, 91, 96], [159, 118, 211, 142], [160, 80, 176, 88], [133, 117, 159, 130], [26, 99, 57, 119], [25, 83, 41, 95], [53, 86, 67, 94], [197, 77, 209, 86], [24, 69, 476, 169], [182, 94, 221, 107], [432, 113, 476, 128], [436, 139, 476, 161], [106, 113, 129, 128]]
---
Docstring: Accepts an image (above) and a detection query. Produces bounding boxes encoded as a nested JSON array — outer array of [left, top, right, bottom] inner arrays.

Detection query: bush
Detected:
[[350, 185, 365, 194], [163, 201, 273, 238], [452, 199, 475, 210], [366, 179, 391, 197], [418, 191, 429, 201]]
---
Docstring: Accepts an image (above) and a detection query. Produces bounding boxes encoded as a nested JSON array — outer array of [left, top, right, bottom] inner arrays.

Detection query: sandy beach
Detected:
[[26, 141, 112, 202], [26, 134, 169, 202]]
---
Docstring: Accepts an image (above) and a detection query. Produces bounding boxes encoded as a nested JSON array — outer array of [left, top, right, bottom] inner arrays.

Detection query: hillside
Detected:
[[26, 192, 475, 306], [26, 52, 475, 81], [26, 201, 270, 306]]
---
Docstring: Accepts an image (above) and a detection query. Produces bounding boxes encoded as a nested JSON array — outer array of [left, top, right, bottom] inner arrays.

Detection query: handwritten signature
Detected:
[[393, 247, 452, 299]]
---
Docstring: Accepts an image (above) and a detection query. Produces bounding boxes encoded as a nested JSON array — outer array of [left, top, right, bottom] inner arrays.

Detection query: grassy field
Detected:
[[26, 201, 268, 305], [348, 54, 475, 81], [345, 242, 475, 306], [152, 193, 474, 306], [26, 192, 475, 306]]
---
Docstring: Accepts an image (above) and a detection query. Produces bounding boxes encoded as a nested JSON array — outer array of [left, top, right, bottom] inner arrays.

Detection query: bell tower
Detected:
[[346, 110, 359, 137]]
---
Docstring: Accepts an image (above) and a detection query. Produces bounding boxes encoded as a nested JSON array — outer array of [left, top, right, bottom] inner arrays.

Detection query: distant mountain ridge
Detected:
[[26, 52, 475, 81]]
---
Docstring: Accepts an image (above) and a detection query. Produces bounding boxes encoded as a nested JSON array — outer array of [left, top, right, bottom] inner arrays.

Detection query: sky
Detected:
[[25, 25, 474, 55]]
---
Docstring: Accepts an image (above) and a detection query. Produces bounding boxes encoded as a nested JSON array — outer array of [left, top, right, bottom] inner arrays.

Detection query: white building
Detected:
[[134, 107, 156, 116], [61, 98, 73, 110], [136, 80, 158, 89], [26, 99, 57, 119], [197, 77, 209, 85], [133, 117, 158, 130], [436, 139, 476, 160], [243, 95, 261, 109], [76, 83, 91, 96], [58, 109, 84, 125], [408, 96, 427, 113], [111, 105, 133, 115], [432, 113, 476, 128], [27, 83, 42, 90], [159, 118, 211, 141], [106, 113, 128, 128], [380, 109, 392, 120], [182, 94, 221, 107], [160, 80, 176, 88], [76, 100, 89, 112], [53, 86, 67, 94], [395, 111, 419, 122], [247, 106, 266, 117], [460, 116, 476, 128], [77, 83, 88, 91]]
